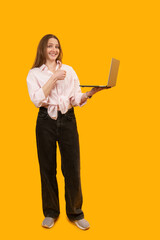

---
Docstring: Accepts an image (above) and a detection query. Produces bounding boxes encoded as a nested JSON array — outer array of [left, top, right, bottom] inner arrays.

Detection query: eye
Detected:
[[47, 45, 59, 48]]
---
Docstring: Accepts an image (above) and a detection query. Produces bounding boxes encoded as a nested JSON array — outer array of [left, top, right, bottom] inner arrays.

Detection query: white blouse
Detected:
[[26, 60, 87, 119]]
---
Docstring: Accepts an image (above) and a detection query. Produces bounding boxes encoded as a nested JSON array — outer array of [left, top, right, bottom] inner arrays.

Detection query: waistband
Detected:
[[39, 106, 74, 115], [41, 105, 73, 111]]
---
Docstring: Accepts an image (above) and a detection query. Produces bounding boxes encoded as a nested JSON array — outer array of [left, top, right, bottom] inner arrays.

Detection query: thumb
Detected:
[[58, 62, 62, 69]]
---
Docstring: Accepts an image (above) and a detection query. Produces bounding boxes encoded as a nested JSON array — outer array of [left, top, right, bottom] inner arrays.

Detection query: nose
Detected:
[[52, 47, 56, 51], [50, 46, 57, 52]]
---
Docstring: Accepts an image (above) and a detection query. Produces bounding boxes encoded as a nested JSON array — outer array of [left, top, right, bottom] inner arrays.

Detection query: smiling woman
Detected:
[[31, 34, 63, 70], [26, 33, 109, 231]]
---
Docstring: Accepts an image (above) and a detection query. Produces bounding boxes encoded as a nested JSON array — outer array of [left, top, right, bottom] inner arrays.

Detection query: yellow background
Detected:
[[1, 0, 160, 239]]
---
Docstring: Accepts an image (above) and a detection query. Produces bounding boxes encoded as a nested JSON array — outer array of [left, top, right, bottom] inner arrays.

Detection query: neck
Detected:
[[45, 60, 57, 69]]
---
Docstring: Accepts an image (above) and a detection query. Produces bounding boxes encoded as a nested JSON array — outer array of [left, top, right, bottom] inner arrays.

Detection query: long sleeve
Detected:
[[70, 68, 87, 107], [26, 70, 48, 108]]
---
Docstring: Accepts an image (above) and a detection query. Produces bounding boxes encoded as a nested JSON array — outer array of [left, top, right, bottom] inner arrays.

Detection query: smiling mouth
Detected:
[[49, 53, 57, 56]]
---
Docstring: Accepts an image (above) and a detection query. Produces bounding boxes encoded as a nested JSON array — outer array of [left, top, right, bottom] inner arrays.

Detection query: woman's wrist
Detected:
[[51, 75, 57, 85], [86, 91, 92, 99]]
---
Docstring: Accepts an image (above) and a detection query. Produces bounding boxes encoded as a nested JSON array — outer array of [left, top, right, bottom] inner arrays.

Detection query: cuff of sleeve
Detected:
[[79, 99, 87, 107], [70, 93, 87, 107], [79, 93, 87, 107], [32, 87, 47, 108]]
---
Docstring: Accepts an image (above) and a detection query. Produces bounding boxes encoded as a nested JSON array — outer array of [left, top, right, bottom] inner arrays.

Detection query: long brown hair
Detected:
[[31, 34, 63, 69]]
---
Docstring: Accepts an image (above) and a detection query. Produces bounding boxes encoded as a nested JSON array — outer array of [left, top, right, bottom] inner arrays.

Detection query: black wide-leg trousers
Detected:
[[35, 107, 84, 221]]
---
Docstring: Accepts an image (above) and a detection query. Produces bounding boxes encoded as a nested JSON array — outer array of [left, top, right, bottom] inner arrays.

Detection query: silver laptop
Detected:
[[80, 58, 120, 88]]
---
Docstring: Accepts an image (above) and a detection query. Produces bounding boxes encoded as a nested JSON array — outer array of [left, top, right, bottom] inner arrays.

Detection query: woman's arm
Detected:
[[42, 69, 66, 98], [70, 67, 110, 107], [80, 87, 110, 105], [42, 75, 58, 98]]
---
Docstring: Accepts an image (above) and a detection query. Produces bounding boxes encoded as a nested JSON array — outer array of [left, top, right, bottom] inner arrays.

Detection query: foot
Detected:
[[73, 218, 90, 230], [42, 217, 56, 229]]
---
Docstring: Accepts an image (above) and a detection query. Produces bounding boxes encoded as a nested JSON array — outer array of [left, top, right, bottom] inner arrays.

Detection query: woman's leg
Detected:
[[35, 107, 60, 218], [58, 108, 84, 221]]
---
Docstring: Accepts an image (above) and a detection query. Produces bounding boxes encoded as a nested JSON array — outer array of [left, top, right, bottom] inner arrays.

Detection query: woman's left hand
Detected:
[[90, 86, 111, 95]]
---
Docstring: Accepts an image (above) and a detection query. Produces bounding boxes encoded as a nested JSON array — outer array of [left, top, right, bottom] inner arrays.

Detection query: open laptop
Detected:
[[80, 58, 120, 88]]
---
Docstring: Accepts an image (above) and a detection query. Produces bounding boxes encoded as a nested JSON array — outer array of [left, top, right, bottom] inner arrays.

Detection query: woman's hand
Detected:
[[58, 61, 62, 69], [88, 86, 111, 97], [54, 69, 66, 80]]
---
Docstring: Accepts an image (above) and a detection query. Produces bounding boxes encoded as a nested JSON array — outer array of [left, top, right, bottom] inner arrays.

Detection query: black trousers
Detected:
[[35, 107, 84, 221]]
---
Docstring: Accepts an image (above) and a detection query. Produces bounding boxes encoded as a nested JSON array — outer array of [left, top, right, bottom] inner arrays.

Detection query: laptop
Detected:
[[80, 58, 120, 88]]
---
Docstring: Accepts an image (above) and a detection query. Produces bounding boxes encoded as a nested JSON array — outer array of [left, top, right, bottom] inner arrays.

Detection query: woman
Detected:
[[26, 34, 108, 230]]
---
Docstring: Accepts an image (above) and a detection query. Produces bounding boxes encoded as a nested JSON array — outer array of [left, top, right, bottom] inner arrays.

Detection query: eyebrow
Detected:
[[48, 43, 59, 46]]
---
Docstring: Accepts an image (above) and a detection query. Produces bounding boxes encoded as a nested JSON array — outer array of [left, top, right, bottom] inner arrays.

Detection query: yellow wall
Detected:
[[0, 0, 159, 239]]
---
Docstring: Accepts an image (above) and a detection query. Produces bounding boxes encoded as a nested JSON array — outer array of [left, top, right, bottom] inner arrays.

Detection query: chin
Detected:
[[49, 58, 57, 61]]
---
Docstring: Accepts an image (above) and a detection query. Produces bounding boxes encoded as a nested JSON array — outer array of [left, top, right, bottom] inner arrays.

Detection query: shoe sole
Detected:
[[42, 223, 54, 228], [41, 217, 59, 229], [74, 221, 90, 230]]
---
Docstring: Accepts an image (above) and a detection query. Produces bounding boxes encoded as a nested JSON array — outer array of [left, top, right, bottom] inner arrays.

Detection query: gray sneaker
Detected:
[[42, 217, 56, 228], [74, 218, 90, 230]]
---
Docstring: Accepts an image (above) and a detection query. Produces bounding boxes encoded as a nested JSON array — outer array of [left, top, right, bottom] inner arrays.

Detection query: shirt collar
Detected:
[[39, 60, 61, 72]]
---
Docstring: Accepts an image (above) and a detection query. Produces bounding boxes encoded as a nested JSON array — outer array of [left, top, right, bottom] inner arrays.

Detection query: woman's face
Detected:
[[45, 38, 60, 62]]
